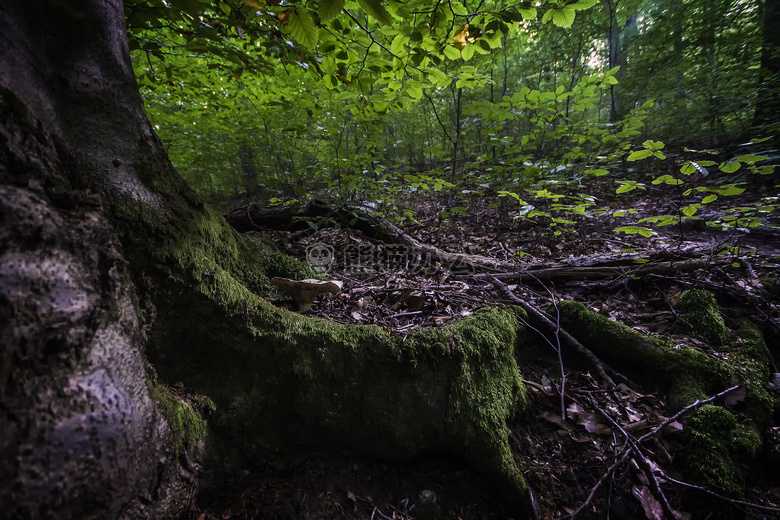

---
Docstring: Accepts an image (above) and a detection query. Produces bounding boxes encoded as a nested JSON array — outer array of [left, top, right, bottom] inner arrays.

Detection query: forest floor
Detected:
[[189, 175, 780, 520]]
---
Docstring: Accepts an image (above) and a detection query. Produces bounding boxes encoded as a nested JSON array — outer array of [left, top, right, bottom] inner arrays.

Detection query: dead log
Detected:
[[462, 257, 710, 283], [225, 201, 711, 282]]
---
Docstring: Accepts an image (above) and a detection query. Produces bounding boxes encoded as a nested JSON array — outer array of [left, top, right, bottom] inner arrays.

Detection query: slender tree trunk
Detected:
[[753, 0, 780, 136], [239, 141, 260, 195], [605, 0, 621, 122]]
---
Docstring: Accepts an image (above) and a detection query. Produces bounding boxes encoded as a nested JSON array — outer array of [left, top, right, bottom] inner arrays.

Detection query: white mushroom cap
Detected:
[[270, 277, 343, 312]]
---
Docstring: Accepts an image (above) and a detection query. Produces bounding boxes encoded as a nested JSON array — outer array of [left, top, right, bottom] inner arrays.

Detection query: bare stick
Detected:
[[568, 448, 631, 519], [488, 274, 621, 388], [662, 475, 780, 514], [638, 385, 741, 443]]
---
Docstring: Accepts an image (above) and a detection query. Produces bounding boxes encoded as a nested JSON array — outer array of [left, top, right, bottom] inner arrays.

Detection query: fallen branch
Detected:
[[568, 385, 745, 519], [662, 475, 780, 514], [488, 274, 622, 388], [462, 257, 709, 283]]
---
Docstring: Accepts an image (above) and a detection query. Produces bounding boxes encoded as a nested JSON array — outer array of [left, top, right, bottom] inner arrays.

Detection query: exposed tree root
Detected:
[[488, 274, 625, 389]]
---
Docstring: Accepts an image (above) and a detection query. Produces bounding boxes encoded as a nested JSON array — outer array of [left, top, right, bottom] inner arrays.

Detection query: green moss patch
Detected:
[[556, 301, 775, 499], [147, 379, 210, 456], [680, 404, 744, 497], [676, 289, 728, 345]]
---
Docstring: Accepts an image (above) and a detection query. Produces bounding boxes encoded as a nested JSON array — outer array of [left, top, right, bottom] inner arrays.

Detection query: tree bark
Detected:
[[0, 1, 202, 517]]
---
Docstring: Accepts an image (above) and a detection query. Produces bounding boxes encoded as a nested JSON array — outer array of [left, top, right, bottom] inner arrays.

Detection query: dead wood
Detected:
[[226, 201, 715, 281], [226, 201, 514, 272], [462, 256, 709, 283], [488, 274, 624, 388]]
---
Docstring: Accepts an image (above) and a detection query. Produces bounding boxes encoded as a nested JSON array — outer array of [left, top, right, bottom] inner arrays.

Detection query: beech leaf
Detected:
[[318, 0, 345, 22], [357, 0, 393, 25], [289, 7, 318, 48]]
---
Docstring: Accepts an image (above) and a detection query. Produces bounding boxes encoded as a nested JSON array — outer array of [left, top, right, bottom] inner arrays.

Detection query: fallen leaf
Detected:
[[632, 485, 663, 520]]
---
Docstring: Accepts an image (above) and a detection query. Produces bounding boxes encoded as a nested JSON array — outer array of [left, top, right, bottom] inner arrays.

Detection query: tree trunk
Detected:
[[0, 1, 203, 518], [753, 0, 780, 137], [239, 141, 260, 196], [0, 1, 534, 517]]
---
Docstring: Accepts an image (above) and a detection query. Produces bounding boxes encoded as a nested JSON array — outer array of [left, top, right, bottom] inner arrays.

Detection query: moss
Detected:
[[555, 300, 726, 407], [728, 322, 774, 428], [147, 285, 531, 506], [554, 301, 775, 503], [765, 428, 780, 467], [147, 379, 209, 456], [676, 289, 728, 345], [733, 424, 762, 457], [681, 404, 744, 497], [760, 275, 779, 297]]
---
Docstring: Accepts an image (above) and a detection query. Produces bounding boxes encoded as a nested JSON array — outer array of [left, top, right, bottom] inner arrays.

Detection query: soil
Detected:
[[189, 177, 780, 520]]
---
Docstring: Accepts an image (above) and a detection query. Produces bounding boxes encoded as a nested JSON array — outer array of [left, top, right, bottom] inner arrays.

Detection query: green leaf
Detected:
[[569, 0, 599, 9], [391, 34, 408, 56], [738, 154, 768, 163], [702, 194, 718, 204], [549, 7, 576, 27], [407, 86, 422, 99], [519, 7, 537, 19], [461, 42, 475, 61], [586, 168, 609, 176], [627, 149, 653, 161], [719, 161, 742, 173], [638, 215, 679, 226], [443, 45, 461, 60], [616, 181, 645, 194], [289, 7, 319, 48], [318, 0, 346, 22], [652, 174, 682, 185], [614, 226, 655, 237], [451, 1, 468, 15], [716, 185, 745, 196], [680, 162, 697, 175], [642, 140, 665, 150], [357, 0, 394, 24]]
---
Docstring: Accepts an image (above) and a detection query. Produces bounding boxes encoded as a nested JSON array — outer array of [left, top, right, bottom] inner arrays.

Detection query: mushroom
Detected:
[[270, 277, 343, 312]]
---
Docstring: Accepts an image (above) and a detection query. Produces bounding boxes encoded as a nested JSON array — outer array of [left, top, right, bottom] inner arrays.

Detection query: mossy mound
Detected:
[[147, 379, 213, 457], [680, 404, 745, 497], [676, 289, 729, 345], [556, 301, 774, 499]]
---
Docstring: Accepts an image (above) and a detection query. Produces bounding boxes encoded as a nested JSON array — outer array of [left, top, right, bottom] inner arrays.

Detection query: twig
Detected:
[[568, 448, 631, 519], [569, 386, 744, 519], [585, 396, 682, 518], [487, 274, 621, 388], [662, 475, 780, 514], [637, 385, 741, 443]]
